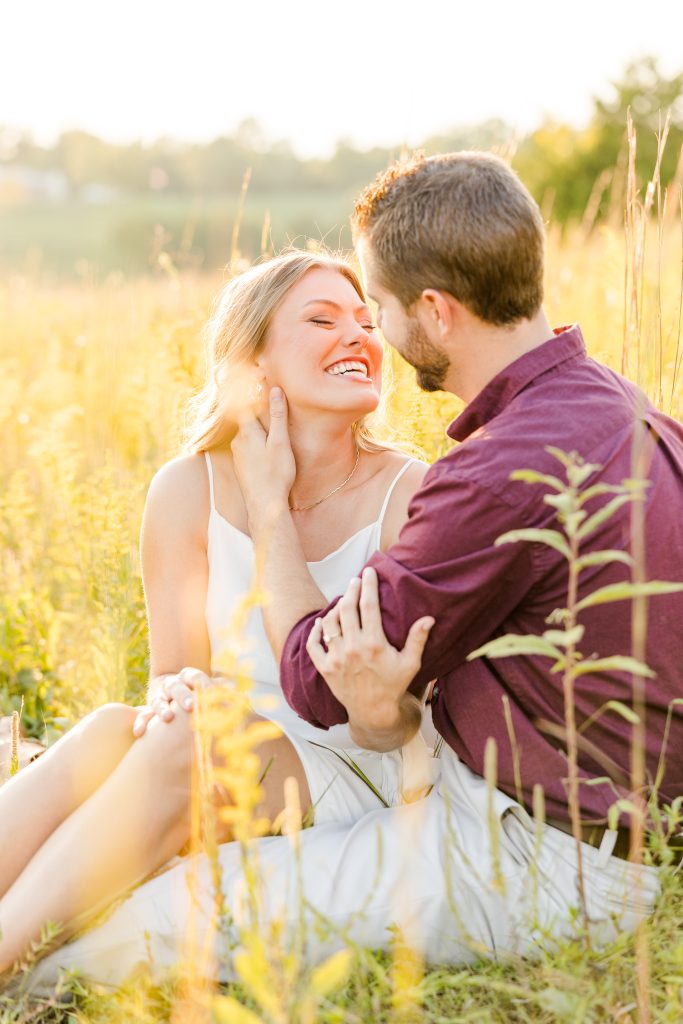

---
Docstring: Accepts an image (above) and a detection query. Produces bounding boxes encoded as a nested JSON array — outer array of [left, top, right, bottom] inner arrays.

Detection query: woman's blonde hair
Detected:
[[184, 249, 395, 454]]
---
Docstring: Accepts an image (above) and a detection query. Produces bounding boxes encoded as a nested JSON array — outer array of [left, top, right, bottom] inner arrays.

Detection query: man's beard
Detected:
[[403, 317, 450, 393]]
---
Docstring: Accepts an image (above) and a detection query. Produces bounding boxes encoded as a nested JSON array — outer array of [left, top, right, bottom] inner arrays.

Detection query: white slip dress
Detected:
[[21, 455, 443, 995], [204, 452, 437, 825]]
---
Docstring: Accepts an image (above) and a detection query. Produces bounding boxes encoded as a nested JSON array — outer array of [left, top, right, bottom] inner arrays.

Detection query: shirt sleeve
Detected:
[[279, 463, 538, 729]]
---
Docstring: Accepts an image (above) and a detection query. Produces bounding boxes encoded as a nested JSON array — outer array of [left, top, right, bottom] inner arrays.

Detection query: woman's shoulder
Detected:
[[373, 449, 430, 493], [373, 450, 430, 549], [147, 452, 209, 502], [144, 453, 213, 539]]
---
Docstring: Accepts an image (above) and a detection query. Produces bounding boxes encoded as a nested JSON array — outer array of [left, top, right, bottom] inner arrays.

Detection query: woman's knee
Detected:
[[137, 709, 194, 784], [74, 702, 138, 751]]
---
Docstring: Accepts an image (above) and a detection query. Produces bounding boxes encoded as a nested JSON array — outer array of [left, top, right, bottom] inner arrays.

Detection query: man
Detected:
[[30, 153, 683, 989], [230, 151, 683, 954]]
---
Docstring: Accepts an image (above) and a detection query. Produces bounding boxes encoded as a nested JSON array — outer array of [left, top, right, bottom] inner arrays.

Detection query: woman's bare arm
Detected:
[[139, 455, 212, 704]]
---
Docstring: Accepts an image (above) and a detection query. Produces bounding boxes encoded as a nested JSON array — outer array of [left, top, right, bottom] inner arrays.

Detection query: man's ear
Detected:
[[416, 289, 462, 339]]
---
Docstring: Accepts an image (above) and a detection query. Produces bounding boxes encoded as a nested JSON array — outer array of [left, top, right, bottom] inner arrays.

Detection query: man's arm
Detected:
[[280, 465, 537, 731]]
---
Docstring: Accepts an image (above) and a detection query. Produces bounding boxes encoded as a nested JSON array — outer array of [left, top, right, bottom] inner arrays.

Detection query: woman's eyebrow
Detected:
[[302, 299, 371, 313]]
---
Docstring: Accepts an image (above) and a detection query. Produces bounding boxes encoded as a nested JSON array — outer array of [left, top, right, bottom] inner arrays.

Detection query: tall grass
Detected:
[[0, 145, 682, 1020]]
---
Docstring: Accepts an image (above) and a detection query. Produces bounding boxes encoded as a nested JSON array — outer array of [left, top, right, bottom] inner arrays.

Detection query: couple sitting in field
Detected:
[[1, 152, 682, 989]]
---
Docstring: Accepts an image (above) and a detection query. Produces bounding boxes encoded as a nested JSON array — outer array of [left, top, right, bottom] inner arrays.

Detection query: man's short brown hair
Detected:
[[352, 151, 545, 326]]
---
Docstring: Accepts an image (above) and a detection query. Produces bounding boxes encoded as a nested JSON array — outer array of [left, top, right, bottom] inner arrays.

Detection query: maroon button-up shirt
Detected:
[[280, 326, 683, 823]]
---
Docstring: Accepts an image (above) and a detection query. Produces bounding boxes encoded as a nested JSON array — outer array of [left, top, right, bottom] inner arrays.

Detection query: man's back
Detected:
[[429, 325, 683, 820]]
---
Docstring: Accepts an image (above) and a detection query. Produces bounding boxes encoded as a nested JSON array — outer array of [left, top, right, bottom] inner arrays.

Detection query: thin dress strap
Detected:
[[377, 458, 417, 528], [204, 451, 216, 511]]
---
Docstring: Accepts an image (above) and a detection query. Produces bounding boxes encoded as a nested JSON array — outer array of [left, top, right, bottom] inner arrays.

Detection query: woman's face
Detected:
[[257, 267, 383, 419]]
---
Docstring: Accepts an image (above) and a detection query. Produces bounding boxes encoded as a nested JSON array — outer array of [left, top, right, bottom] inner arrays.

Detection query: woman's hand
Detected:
[[132, 667, 211, 737], [231, 387, 296, 528], [306, 566, 434, 751]]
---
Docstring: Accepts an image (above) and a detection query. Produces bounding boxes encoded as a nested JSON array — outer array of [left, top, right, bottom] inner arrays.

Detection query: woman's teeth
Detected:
[[326, 360, 368, 378]]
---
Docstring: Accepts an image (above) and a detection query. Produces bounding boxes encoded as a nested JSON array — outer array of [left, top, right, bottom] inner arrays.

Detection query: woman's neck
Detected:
[[286, 415, 358, 510]]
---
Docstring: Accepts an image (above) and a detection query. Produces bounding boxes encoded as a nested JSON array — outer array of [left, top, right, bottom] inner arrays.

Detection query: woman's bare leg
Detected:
[[0, 703, 139, 899], [0, 708, 310, 974]]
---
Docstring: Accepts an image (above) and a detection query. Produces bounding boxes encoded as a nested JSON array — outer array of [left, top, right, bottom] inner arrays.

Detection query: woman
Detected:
[[0, 250, 432, 979]]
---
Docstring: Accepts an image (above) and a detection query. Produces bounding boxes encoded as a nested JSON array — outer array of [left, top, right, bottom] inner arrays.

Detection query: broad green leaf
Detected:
[[575, 580, 683, 613], [543, 493, 574, 515], [562, 510, 588, 537], [544, 446, 577, 469], [576, 494, 636, 540], [572, 656, 655, 678], [510, 469, 565, 491], [468, 635, 563, 662], [213, 996, 264, 1024], [575, 550, 634, 572], [567, 460, 601, 487], [577, 482, 628, 505], [308, 948, 354, 997], [545, 607, 569, 625], [542, 625, 585, 647], [579, 700, 641, 734], [495, 528, 571, 560]]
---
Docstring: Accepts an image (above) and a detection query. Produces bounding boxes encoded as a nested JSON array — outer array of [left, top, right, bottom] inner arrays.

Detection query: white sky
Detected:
[[3, 0, 682, 157]]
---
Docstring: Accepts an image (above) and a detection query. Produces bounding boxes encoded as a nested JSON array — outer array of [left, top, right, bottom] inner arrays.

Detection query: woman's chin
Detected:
[[289, 386, 381, 420]]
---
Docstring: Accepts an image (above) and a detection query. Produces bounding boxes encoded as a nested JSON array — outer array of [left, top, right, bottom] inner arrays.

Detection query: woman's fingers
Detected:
[[359, 566, 388, 645], [306, 617, 329, 673], [338, 577, 362, 648], [400, 616, 435, 675], [132, 707, 156, 738], [320, 604, 342, 646], [162, 667, 211, 712]]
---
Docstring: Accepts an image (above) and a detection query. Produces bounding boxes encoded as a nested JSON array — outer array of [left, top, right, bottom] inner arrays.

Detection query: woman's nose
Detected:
[[342, 323, 369, 349]]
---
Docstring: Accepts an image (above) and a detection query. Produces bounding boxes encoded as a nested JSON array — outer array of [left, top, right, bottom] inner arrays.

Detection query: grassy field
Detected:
[[0, 190, 361, 278], [0, 197, 682, 1020]]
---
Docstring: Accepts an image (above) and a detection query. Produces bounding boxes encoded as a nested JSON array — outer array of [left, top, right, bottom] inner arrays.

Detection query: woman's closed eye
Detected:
[[310, 318, 376, 332]]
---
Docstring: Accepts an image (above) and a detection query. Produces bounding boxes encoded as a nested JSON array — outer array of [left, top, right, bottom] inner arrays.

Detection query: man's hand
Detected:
[[231, 387, 296, 531], [306, 566, 434, 751], [132, 667, 211, 737]]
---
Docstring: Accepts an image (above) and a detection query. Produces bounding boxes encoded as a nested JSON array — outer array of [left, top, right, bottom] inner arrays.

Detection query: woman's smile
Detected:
[[324, 356, 374, 382]]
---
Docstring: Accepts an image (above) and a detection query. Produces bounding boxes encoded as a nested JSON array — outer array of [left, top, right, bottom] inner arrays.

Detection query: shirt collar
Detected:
[[447, 324, 587, 442]]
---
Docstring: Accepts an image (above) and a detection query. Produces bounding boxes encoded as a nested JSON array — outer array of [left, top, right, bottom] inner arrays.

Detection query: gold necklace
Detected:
[[288, 447, 361, 512]]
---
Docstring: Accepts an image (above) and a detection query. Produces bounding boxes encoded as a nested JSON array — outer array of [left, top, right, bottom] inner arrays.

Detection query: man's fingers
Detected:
[[401, 616, 435, 672]]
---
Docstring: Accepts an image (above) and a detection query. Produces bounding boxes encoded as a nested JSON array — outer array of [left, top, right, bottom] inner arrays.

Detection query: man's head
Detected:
[[353, 152, 547, 396]]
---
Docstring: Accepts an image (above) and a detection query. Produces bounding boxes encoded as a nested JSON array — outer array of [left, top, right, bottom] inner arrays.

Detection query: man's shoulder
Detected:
[[426, 357, 656, 509]]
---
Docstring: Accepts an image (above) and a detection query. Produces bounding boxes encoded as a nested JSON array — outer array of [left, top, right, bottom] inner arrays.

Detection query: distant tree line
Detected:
[[2, 58, 681, 225]]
